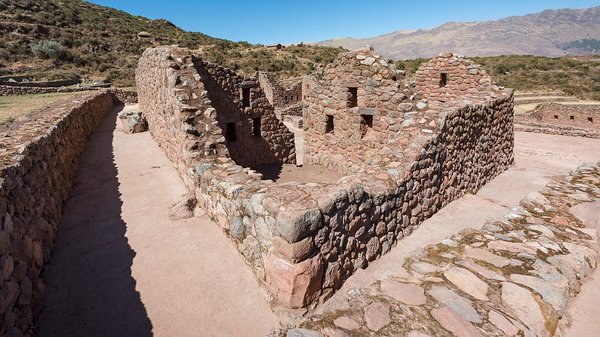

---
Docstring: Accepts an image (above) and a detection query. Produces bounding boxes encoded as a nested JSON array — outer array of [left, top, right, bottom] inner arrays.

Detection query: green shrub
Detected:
[[29, 40, 71, 60]]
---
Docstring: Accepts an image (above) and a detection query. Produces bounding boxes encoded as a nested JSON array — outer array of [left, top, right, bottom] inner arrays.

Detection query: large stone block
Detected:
[[265, 253, 324, 308]]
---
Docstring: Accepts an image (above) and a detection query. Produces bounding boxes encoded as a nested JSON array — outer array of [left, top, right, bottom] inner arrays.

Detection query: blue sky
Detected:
[[88, 0, 600, 44]]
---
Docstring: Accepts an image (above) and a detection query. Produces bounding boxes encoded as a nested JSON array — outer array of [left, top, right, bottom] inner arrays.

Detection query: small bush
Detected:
[[29, 40, 71, 60]]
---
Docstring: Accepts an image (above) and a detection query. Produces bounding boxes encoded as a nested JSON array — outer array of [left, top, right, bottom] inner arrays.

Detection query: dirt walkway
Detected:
[[37, 106, 278, 337]]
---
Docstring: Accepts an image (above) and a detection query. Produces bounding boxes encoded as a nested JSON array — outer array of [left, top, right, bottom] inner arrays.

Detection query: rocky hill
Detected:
[[0, 0, 345, 86], [317, 6, 600, 59]]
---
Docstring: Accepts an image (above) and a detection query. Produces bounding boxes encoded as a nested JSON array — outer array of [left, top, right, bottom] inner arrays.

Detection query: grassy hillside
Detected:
[[396, 55, 600, 100], [0, 0, 345, 86]]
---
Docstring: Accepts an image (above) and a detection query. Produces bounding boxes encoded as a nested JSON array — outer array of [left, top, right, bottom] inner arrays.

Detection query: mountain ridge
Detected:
[[315, 6, 600, 59]]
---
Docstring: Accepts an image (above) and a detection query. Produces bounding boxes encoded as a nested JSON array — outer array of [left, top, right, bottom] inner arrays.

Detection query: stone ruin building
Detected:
[[134, 46, 515, 309], [258, 72, 305, 128], [515, 102, 600, 138]]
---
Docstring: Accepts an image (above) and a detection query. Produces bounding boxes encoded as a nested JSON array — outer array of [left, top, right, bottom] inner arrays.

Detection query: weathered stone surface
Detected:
[[428, 286, 482, 323], [501, 282, 552, 337], [118, 109, 148, 134], [0, 91, 114, 335], [444, 267, 489, 301], [569, 201, 600, 228], [276, 209, 323, 243], [271, 236, 315, 263], [488, 310, 519, 336], [380, 279, 426, 305], [265, 253, 324, 308], [464, 247, 510, 268], [333, 316, 360, 331], [510, 274, 567, 314], [456, 259, 506, 281], [364, 302, 391, 332], [430, 306, 484, 337], [488, 240, 539, 255], [287, 328, 325, 337]]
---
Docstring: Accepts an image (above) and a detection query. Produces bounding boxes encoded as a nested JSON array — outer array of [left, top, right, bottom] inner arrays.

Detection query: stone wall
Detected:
[[258, 72, 303, 109], [0, 92, 114, 336], [265, 96, 514, 308], [303, 50, 414, 175], [0, 85, 96, 96], [137, 47, 514, 310], [514, 103, 600, 138], [136, 46, 301, 302], [415, 52, 493, 102], [279, 161, 600, 337], [529, 103, 598, 129], [196, 62, 296, 168], [0, 79, 80, 88], [108, 89, 138, 105]]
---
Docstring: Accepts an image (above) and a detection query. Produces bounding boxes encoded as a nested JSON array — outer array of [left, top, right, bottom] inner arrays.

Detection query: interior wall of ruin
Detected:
[[303, 51, 419, 175], [258, 72, 303, 109], [0, 92, 114, 336], [136, 47, 300, 293], [415, 53, 493, 102], [195, 62, 296, 168]]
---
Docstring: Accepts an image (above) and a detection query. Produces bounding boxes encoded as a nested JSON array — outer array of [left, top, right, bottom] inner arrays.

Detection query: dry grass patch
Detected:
[[0, 91, 91, 127]]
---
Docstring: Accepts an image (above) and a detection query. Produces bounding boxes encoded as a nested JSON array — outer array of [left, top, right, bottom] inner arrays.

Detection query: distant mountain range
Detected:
[[315, 6, 600, 59]]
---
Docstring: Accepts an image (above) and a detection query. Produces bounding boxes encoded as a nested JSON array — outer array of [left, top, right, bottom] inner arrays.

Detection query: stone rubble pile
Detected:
[[117, 109, 148, 134], [277, 162, 600, 337]]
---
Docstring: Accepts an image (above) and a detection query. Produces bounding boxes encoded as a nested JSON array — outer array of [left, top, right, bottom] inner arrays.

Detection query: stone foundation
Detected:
[[0, 92, 115, 336]]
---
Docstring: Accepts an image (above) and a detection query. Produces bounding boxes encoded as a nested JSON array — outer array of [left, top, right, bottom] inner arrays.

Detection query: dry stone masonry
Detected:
[[277, 161, 600, 337], [515, 103, 600, 138], [136, 47, 514, 309], [0, 91, 116, 336], [415, 52, 493, 102]]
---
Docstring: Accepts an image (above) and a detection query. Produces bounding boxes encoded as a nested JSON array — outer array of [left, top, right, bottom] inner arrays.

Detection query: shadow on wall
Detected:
[[193, 62, 287, 171], [36, 108, 153, 337]]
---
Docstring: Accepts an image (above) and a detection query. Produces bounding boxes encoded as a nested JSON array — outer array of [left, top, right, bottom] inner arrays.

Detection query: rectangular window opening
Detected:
[[439, 73, 448, 87], [570, 115, 575, 121], [360, 114, 373, 138], [554, 115, 559, 120], [241, 88, 250, 108], [325, 115, 334, 134], [226, 122, 237, 142], [347, 87, 358, 108], [252, 117, 262, 137], [588, 117, 593, 123]]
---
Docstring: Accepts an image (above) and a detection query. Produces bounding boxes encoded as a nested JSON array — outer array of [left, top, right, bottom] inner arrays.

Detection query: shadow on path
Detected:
[[37, 107, 153, 337]]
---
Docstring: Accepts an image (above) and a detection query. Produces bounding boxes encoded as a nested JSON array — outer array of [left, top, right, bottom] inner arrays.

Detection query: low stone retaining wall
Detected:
[[279, 161, 600, 337], [0, 79, 80, 88], [514, 121, 600, 139], [0, 91, 114, 336], [0, 85, 96, 96], [108, 89, 138, 105]]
